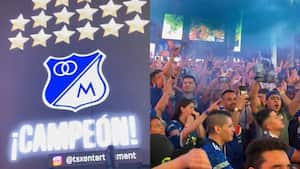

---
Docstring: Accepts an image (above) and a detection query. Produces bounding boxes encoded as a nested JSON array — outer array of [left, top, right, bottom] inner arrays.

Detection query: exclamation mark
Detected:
[[11, 132, 18, 161], [129, 116, 138, 145]]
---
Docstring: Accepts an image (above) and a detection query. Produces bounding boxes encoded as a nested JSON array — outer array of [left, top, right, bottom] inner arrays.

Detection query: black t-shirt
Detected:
[[150, 134, 174, 168]]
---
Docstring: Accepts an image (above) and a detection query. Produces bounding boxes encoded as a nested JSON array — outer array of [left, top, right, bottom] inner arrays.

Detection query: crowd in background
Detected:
[[150, 40, 300, 169]]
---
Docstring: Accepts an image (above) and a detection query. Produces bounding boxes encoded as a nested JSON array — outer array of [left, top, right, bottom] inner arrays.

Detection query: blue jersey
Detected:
[[202, 139, 233, 169], [150, 87, 172, 122], [166, 120, 198, 150], [225, 134, 244, 169], [288, 110, 300, 149], [166, 120, 183, 149]]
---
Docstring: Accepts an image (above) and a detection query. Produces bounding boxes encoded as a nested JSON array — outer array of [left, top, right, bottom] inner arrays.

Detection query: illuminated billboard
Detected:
[[162, 13, 184, 40], [189, 22, 224, 42], [0, 0, 150, 169], [233, 14, 243, 52]]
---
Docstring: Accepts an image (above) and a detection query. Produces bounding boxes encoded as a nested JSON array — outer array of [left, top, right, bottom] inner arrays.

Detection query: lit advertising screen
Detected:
[[0, 0, 150, 169], [189, 22, 224, 42], [161, 13, 184, 40]]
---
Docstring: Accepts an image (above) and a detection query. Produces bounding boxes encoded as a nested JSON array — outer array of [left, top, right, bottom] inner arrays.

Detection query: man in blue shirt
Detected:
[[174, 75, 206, 113], [220, 89, 248, 169], [288, 110, 300, 149], [202, 110, 234, 169]]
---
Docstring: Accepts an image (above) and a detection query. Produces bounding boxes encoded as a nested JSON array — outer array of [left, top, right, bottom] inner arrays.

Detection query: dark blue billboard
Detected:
[[0, 0, 150, 168]]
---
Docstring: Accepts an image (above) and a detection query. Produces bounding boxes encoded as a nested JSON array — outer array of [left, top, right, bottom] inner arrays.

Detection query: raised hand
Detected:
[[170, 46, 181, 58], [236, 93, 248, 111], [207, 99, 221, 113], [277, 80, 287, 94]]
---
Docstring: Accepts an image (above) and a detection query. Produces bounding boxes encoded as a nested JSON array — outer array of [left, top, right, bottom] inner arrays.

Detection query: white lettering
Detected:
[[96, 115, 111, 147], [10, 115, 139, 161], [32, 123, 47, 152], [111, 117, 129, 146], [11, 133, 18, 161], [19, 125, 33, 153], [47, 122, 69, 151], [82, 119, 96, 149], [68, 121, 82, 150]]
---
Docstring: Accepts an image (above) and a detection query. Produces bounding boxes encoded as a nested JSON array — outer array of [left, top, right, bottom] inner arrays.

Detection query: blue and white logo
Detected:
[[42, 50, 109, 112]]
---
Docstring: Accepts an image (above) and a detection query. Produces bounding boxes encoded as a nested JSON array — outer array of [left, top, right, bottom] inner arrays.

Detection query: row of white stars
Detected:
[[31, 0, 146, 15], [9, 16, 149, 50], [11, 1, 146, 32]]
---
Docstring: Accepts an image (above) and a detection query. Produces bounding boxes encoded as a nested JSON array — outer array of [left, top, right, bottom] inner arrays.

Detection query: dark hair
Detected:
[[182, 75, 197, 84], [206, 110, 232, 134], [266, 89, 281, 100], [150, 69, 162, 85], [245, 138, 289, 169], [254, 109, 273, 128], [172, 98, 194, 121], [221, 89, 235, 98]]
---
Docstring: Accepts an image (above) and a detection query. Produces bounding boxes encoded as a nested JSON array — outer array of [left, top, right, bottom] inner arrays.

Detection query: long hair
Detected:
[[172, 98, 194, 121]]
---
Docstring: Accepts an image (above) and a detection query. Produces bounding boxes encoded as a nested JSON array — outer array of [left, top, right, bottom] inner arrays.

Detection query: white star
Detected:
[[8, 32, 29, 50], [123, 0, 146, 14], [54, 7, 75, 25], [31, 11, 52, 28], [53, 25, 75, 44], [55, 0, 69, 7], [100, 0, 122, 18], [32, 0, 51, 10], [10, 14, 30, 32], [77, 0, 91, 3], [100, 18, 123, 37], [76, 22, 98, 40], [125, 14, 149, 34], [30, 29, 52, 47], [76, 4, 98, 21]]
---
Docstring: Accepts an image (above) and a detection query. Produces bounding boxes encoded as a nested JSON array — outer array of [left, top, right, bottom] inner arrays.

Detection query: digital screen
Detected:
[[162, 13, 184, 40], [233, 17, 243, 52], [189, 22, 224, 42]]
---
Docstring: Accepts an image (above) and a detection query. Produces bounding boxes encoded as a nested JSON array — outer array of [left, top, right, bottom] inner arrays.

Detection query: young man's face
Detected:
[[258, 150, 290, 169], [221, 92, 237, 112], [219, 117, 235, 143], [266, 95, 282, 112], [264, 111, 285, 131], [182, 77, 196, 94]]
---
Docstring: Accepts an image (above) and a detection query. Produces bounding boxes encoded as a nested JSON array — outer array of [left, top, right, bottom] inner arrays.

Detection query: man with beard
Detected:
[[219, 89, 249, 169], [220, 90, 248, 127]]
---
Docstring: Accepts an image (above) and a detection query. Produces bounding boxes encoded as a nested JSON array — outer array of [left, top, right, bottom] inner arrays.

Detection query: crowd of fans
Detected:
[[150, 40, 300, 169]]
